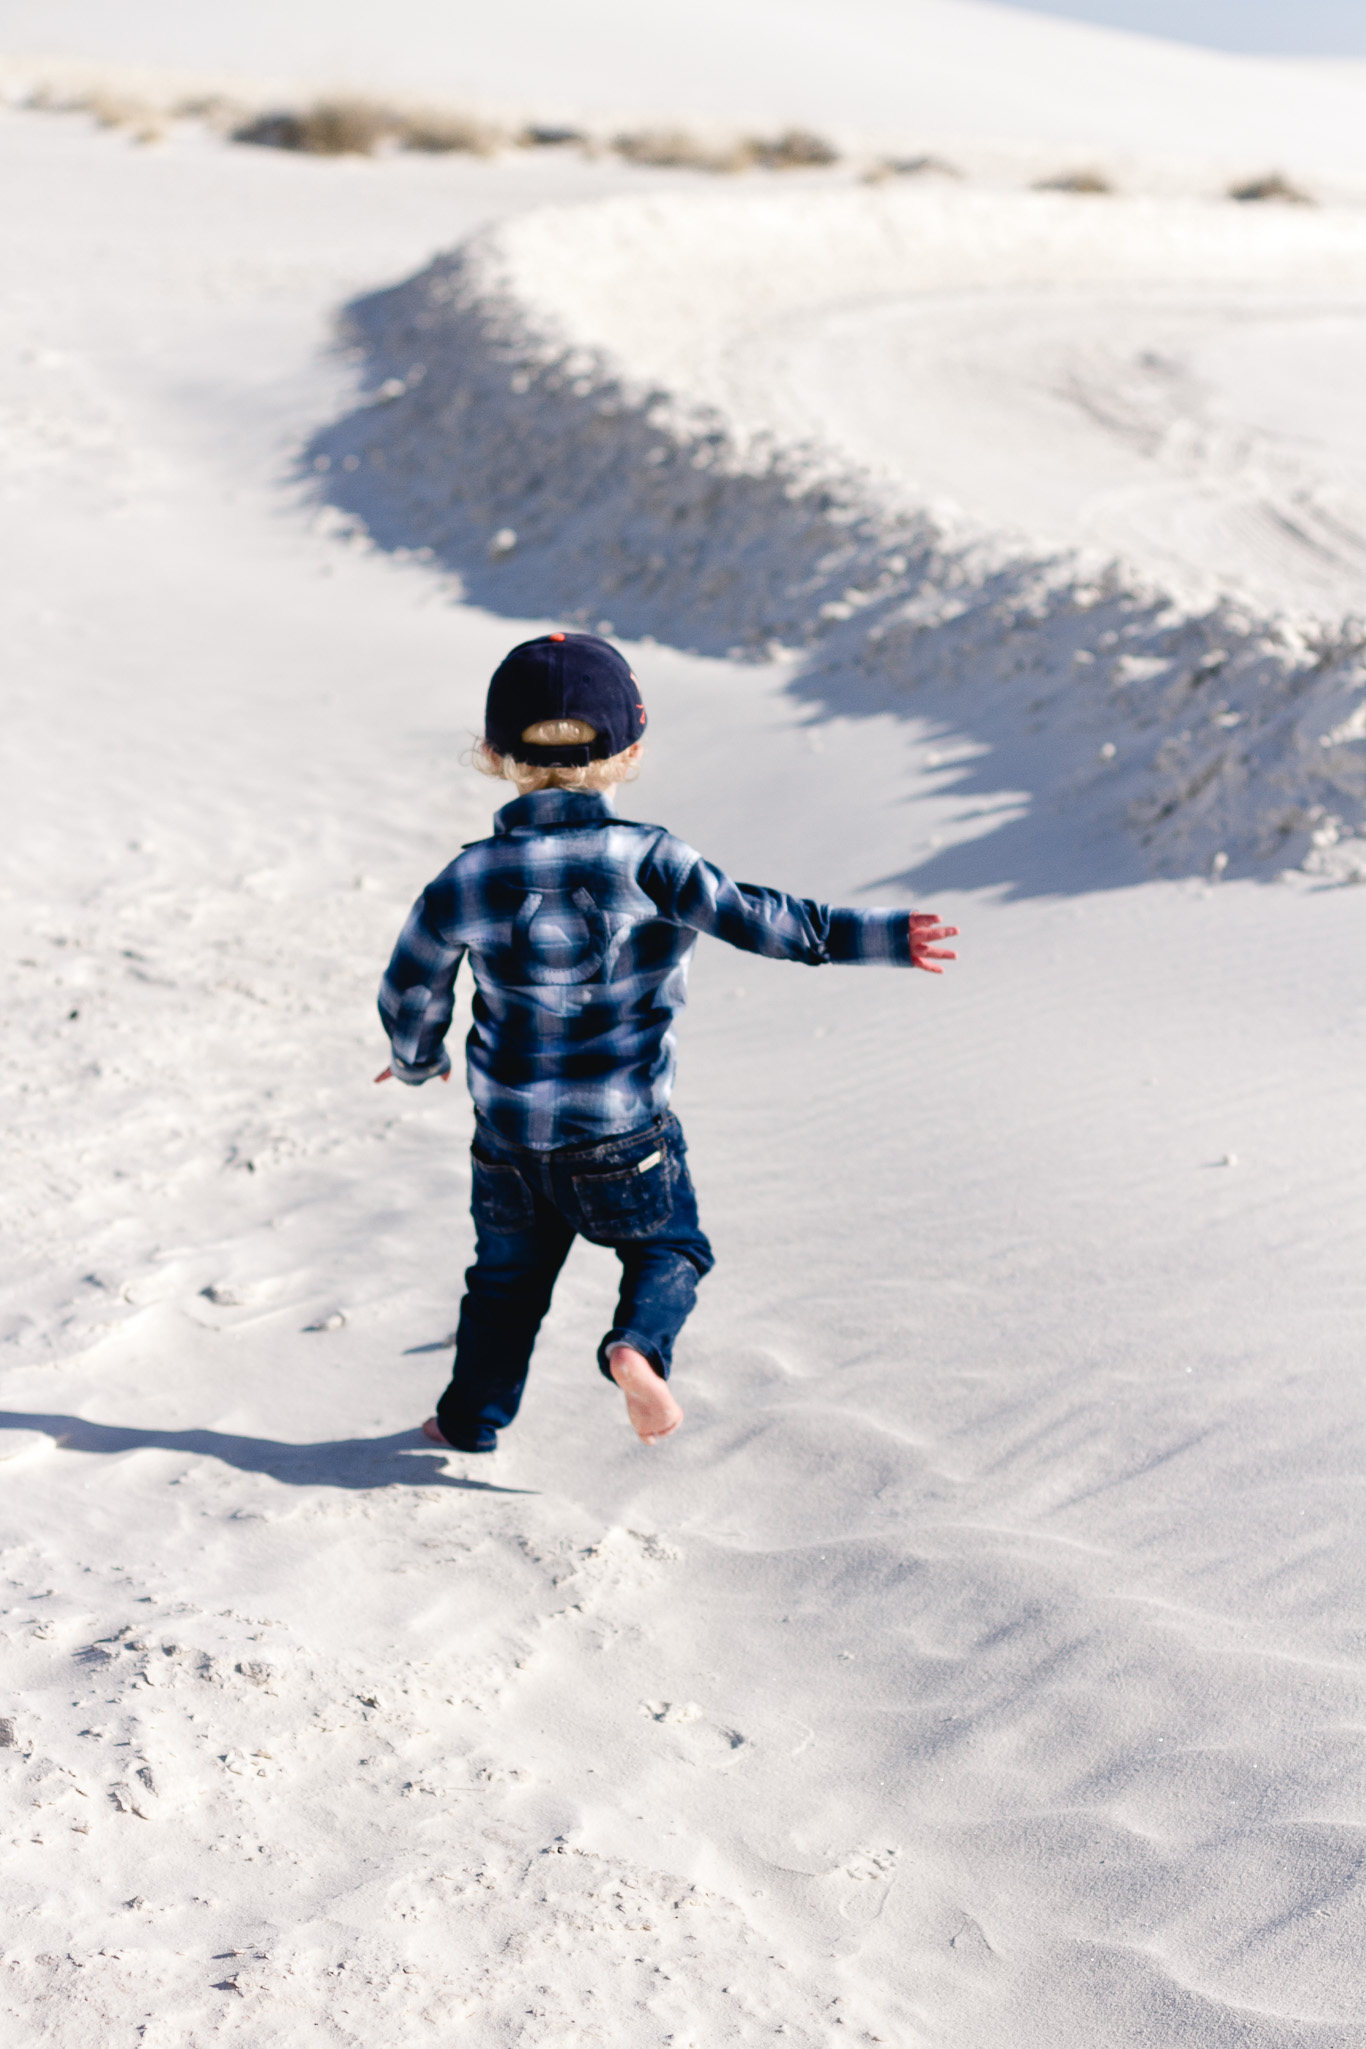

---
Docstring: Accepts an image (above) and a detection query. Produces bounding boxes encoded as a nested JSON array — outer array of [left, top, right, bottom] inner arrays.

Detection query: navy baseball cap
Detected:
[[484, 632, 647, 767]]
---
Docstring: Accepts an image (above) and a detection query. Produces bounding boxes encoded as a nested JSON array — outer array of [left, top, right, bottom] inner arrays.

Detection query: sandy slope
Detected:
[[3, 103, 1366, 2049], [311, 186, 1366, 882]]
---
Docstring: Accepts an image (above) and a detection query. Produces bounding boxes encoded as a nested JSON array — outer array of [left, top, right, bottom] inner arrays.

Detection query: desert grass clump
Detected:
[[519, 124, 588, 148], [1033, 168, 1114, 195], [611, 127, 753, 173], [173, 93, 249, 134], [26, 82, 168, 142], [1228, 170, 1314, 206], [233, 98, 401, 157], [399, 107, 503, 154], [747, 128, 840, 170], [87, 92, 169, 142], [22, 80, 86, 114], [863, 153, 962, 185]]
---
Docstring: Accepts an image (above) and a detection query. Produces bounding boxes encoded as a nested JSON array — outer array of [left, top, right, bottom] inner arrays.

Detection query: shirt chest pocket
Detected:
[[569, 1149, 673, 1241]]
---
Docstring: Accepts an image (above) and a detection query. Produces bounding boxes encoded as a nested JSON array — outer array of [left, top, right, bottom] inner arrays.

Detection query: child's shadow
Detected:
[[0, 1411, 533, 1495]]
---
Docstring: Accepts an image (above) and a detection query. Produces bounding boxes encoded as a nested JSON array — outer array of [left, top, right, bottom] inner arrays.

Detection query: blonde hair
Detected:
[[472, 736, 643, 795]]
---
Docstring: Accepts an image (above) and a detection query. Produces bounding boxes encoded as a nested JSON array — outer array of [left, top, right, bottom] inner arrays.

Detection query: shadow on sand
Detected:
[[0, 1411, 534, 1495], [299, 255, 1360, 898], [302, 289, 1177, 903]]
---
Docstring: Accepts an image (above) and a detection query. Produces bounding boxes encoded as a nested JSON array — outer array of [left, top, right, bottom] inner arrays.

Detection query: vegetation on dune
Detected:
[[610, 127, 751, 172], [1229, 171, 1315, 206], [396, 108, 503, 155], [863, 154, 963, 185], [747, 128, 840, 170], [7, 76, 1332, 210], [610, 126, 840, 173], [231, 98, 503, 157], [1033, 168, 1115, 195], [519, 124, 589, 148]]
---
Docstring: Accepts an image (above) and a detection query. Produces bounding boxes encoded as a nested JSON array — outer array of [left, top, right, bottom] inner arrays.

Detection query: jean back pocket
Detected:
[[570, 1147, 673, 1242], [471, 1153, 537, 1231]]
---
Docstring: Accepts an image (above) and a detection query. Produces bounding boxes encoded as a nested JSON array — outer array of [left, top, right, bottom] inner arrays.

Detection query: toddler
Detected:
[[377, 633, 957, 1450]]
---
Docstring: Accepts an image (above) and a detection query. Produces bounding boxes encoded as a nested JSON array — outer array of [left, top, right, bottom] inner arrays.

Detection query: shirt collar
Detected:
[[493, 788, 617, 835]]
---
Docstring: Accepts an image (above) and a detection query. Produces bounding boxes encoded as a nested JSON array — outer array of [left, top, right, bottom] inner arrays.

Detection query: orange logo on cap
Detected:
[[549, 631, 566, 641]]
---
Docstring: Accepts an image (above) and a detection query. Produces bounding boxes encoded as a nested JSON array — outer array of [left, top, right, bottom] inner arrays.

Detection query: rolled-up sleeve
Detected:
[[377, 873, 467, 1083], [641, 836, 912, 967]]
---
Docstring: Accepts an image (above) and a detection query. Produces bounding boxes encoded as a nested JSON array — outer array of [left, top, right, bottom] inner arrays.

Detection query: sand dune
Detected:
[[313, 183, 1366, 882]]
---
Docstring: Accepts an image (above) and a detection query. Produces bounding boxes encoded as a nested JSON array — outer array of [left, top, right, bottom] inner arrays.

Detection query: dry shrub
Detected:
[[863, 153, 962, 185], [232, 97, 502, 156], [747, 128, 840, 170], [612, 125, 839, 173], [612, 127, 751, 172], [173, 93, 248, 133], [20, 78, 248, 141], [1229, 171, 1314, 205], [23, 81, 92, 113], [27, 84, 167, 141], [1033, 168, 1114, 195], [233, 109, 308, 151], [91, 95, 170, 142], [233, 98, 401, 156], [519, 124, 587, 147], [400, 107, 502, 154]]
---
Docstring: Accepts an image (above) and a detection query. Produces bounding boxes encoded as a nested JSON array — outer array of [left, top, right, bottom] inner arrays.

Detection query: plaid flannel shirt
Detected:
[[378, 788, 913, 1148]]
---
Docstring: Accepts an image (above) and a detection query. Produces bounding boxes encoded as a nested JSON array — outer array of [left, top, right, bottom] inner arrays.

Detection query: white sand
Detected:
[[315, 185, 1366, 880], [3, 14, 1366, 2046], [474, 183, 1366, 614]]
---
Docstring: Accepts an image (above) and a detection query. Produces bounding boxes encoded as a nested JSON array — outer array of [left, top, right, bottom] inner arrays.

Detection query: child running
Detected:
[[376, 633, 958, 1452]]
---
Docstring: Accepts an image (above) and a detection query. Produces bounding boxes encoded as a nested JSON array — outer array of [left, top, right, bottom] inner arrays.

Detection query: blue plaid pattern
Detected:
[[379, 789, 912, 1148]]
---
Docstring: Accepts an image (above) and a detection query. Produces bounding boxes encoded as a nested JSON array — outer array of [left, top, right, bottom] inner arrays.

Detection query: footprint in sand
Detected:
[[641, 1700, 747, 1766]]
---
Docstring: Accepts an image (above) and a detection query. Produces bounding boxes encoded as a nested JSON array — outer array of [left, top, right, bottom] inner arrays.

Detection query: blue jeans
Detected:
[[435, 1112, 714, 1453]]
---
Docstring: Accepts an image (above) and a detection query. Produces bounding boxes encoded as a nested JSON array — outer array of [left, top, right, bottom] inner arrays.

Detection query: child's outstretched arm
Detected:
[[374, 872, 468, 1085], [641, 838, 958, 973]]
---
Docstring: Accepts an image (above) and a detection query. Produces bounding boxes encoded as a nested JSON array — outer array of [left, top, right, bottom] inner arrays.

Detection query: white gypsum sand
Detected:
[[314, 182, 1366, 881], [1, 15, 1365, 2049]]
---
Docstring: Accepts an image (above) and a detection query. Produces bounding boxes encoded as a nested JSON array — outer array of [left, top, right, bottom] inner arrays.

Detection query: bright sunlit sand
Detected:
[[3, 6, 1366, 2044]]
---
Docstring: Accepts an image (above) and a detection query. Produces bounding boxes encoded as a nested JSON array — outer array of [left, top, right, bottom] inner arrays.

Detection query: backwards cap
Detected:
[[485, 633, 647, 767]]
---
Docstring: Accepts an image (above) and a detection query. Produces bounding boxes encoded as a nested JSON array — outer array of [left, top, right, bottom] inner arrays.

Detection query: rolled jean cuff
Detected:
[[598, 1328, 667, 1382]]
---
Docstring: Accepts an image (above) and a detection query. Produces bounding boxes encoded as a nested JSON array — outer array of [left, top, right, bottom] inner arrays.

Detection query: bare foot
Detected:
[[608, 1346, 683, 1445], [421, 1416, 452, 1447]]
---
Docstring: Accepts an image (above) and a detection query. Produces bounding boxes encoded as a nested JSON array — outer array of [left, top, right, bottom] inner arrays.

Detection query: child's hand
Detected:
[[373, 1067, 451, 1083], [909, 913, 958, 974]]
